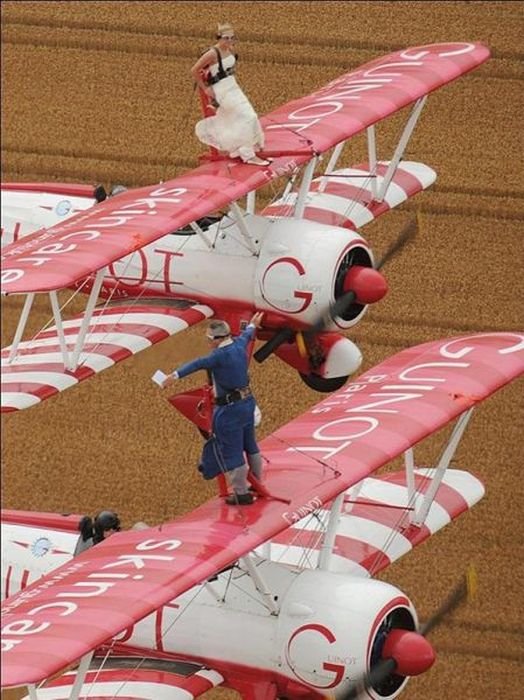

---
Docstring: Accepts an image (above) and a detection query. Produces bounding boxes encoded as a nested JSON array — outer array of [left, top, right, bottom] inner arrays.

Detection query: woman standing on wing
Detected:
[[190, 23, 270, 166]]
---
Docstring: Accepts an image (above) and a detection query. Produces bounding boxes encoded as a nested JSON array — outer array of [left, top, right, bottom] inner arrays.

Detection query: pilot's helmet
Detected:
[[93, 510, 121, 542]]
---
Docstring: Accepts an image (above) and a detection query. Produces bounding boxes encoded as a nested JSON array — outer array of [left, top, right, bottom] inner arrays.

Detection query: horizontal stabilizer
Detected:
[[1, 302, 213, 412], [1, 514, 83, 602], [263, 468, 484, 575], [22, 666, 224, 700], [263, 161, 436, 230]]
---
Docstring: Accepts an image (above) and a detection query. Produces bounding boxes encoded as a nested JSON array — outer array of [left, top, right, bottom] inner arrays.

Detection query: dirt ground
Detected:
[[1, 2, 523, 699]]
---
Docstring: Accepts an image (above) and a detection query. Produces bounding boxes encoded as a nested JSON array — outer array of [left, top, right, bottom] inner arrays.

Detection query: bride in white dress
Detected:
[[190, 24, 270, 166]]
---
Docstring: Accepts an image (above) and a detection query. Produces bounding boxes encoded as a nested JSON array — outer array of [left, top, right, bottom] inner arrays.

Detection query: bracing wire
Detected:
[[92, 581, 210, 699]]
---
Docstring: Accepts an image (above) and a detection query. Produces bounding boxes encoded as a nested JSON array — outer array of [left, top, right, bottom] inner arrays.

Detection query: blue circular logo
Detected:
[[55, 200, 72, 216], [31, 537, 52, 557]]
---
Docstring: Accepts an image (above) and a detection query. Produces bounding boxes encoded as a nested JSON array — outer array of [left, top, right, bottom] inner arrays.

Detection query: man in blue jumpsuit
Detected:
[[163, 312, 264, 505]]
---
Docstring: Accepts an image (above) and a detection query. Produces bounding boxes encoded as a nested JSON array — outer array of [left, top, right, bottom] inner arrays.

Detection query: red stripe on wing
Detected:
[[1, 304, 212, 412], [383, 471, 470, 516], [2, 341, 132, 363]]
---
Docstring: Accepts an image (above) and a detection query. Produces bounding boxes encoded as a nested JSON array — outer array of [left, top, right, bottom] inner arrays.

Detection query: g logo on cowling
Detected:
[[285, 623, 345, 689]]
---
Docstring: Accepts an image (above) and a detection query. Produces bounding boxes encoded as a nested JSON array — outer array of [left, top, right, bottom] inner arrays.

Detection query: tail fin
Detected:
[[168, 385, 213, 437]]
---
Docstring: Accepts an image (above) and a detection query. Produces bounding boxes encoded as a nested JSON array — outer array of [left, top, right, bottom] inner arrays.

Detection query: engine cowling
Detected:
[[128, 559, 430, 700], [255, 218, 384, 331], [276, 568, 420, 699]]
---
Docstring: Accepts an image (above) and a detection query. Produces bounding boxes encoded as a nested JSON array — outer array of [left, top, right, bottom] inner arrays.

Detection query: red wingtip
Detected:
[[382, 629, 436, 676]]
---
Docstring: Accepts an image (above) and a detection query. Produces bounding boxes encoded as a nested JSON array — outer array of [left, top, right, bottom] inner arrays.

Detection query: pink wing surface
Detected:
[[2, 332, 522, 688], [261, 42, 490, 156], [0, 162, 309, 295], [1, 43, 489, 296], [1, 303, 213, 412]]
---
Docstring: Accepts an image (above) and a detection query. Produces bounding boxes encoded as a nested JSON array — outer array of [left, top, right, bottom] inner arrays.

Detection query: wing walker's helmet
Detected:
[[93, 510, 121, 543], [208, 320, 231, 340]]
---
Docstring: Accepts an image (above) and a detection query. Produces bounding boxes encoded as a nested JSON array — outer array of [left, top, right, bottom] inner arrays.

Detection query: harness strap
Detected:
[[215, 386, 251, 406], [206, 48, 237, 86]]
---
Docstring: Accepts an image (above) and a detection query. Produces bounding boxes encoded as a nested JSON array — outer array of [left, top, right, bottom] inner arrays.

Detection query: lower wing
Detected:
[[21, 665, 223, 700], [1, 301, 213, 412], [262, 467, 484, 575], [262, 161, 436, 230]]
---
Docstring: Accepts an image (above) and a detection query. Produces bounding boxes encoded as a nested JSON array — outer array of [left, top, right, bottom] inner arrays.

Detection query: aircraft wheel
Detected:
[[299, 372, 349, 392]]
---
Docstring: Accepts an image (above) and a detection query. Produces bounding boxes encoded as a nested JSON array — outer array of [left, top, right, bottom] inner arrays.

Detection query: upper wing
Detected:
[[1, 302, 213, 412], [0, 162, 308, 295], [1, 42, 489, 296], [2, 332, 522, 688], [261, 42, 490, 156], [1, 182, 101, 247]]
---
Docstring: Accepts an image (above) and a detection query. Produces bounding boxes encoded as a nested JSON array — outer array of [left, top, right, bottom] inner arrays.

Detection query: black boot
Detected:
[[225, 492, 254, 505]]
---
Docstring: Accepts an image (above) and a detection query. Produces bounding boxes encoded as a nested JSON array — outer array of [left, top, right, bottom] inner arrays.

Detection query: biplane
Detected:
[[1, 42, 491, 412], [2, 332, 524, 699]]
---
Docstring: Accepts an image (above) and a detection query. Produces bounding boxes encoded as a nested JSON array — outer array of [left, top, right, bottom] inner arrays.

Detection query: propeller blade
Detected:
[[345, 658, 397, 700], [253, 327, 294, 363], [374, 217, 417, 271], [341, 566, 476, 700], [419, 565, 477, 637]]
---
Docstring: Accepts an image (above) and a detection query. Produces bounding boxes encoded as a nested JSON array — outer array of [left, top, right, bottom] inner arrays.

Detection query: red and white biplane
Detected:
[[2, 331, 524, 699], [1, 42, 491, 411]]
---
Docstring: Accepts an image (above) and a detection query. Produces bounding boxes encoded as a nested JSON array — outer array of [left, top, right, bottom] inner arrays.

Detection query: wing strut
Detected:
[[55, 269, 105, 371], [8, 292, 35, 362], [229, 202, 258, 254], [367, 124, 378, 200], [375, 95, 427, 202], [246, 190, 256, 214], [62, 650, 94, 700], [240, 555, 280, 615], [26, 650, 94, 699], [189, 221, 213, 249], [413, 407, 474, 526], [404, 447, 416, 526], [318, 142, 345, 193], [6, 268, 105, 372], [317, 491, 344, 571], [294, 156, 318, 218]]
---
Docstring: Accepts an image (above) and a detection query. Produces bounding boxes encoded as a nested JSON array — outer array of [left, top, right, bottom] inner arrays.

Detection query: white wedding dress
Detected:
[[195, 53, 265, 162]]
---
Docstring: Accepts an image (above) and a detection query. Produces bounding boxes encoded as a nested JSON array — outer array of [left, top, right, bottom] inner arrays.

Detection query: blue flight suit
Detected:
[[176, 324, 259, 480]]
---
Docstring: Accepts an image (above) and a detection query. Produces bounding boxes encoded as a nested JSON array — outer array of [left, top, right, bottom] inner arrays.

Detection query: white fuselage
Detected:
[[1, 187, 370, 332], [2, 517, 414, 699]]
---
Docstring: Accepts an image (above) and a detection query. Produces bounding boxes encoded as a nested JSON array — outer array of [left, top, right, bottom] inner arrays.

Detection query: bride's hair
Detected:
[[216, 23, 234, 38]]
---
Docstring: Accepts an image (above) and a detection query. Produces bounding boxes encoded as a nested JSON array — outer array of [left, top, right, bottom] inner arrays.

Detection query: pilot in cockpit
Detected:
[[74, 510, 121, 556]]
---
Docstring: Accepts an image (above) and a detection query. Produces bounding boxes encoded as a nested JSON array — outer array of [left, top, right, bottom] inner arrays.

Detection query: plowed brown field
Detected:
[[1, 2, 523, 699]]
